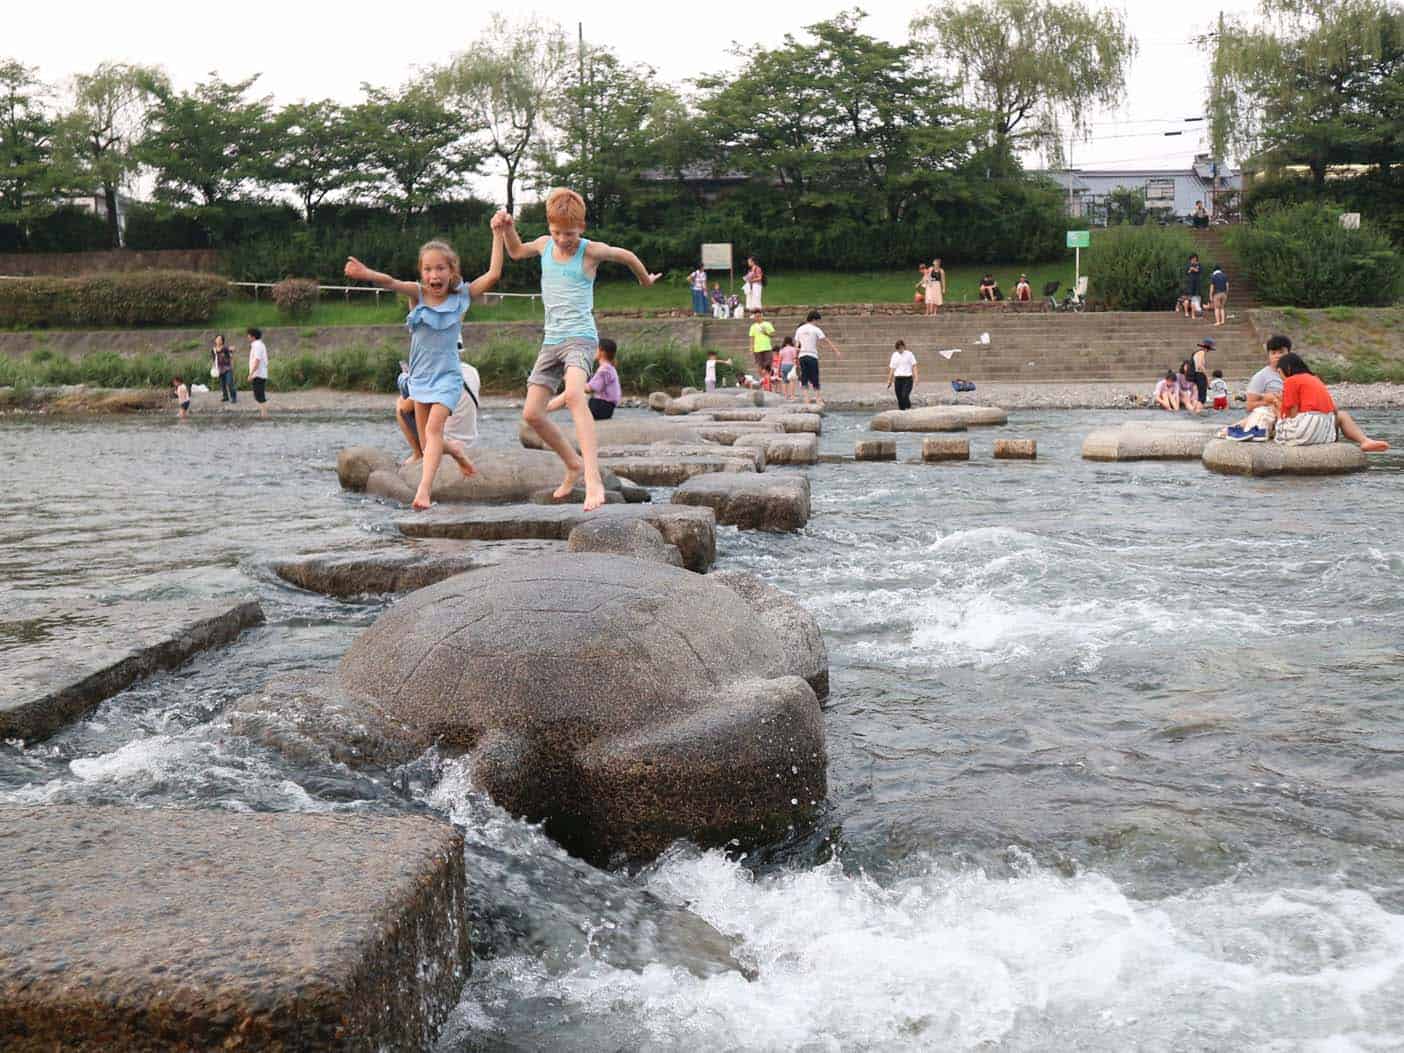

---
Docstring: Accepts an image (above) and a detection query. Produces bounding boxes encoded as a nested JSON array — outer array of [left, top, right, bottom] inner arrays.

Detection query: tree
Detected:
[[538, 46, 686, 227], [140, 73, 272, 210], [1105, 185, 1148, 226], [350, 82, 475, 224], [1207, 0, 1404, 185], [54, 62, 162, 247], [441, 15, 570, 213], [911, 0, 1137, 175], [0, 59, 61, 241], [697, 11, 974, 223], [270, 100, 361, 223]]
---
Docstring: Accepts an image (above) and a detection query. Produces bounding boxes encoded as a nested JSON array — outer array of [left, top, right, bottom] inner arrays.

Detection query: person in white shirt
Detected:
[[246, 327, 270, 419], [793, 310, 843, 408], [886, 339, 918, 410], [704, 350, 733, 392]]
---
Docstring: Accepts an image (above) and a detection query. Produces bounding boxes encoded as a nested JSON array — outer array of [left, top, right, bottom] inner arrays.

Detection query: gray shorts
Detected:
[[528, 336, 597, 393]]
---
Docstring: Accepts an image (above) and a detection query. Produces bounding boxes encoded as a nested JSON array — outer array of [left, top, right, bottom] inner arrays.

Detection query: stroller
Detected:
[[1043, 279, 1086, 313]]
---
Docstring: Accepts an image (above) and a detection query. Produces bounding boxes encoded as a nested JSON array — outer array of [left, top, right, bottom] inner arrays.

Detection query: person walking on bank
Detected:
[[1210, 264, 1229, 327], [794, 309, 843, 409], [743, 256, 764, 311], [211, 334, 236, 403], [887, 339, 918, 410], [247, 327, 270, 419]]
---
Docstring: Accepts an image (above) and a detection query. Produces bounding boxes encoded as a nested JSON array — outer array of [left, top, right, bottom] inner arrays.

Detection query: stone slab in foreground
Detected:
[[0, 806, 469, 1053], [1202, 438, 1368, 476], [673, 473, 811, 532], [396, 503, 717, 572], [0, 599, 264, 743], [273, 541, 564, 598]]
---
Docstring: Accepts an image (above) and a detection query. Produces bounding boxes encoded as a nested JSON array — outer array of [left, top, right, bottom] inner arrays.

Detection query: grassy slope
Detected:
[[1252, 306, 1404, 382]]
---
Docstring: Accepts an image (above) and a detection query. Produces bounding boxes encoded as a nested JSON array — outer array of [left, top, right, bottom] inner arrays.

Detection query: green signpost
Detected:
[[1066, 230, 1090, 293]]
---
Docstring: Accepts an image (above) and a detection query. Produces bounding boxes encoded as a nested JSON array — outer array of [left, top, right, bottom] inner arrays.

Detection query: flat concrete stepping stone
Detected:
[[732, 432, 819, 465], [273, 541, 562, 598], [530, 487, 625, 505], [922, 437, 970, 461], [672, 473, 811, 532], [855, 437, 897, 461], [868, 405, 1007, 431], [396, 503, 717, 572], [1082, 421, 1220, 461], [994, 439, 1037, 460], [517, 418, 704, 451], [340, 446, 629, 505], [771, 412, 823, 435], [0, 598, 264, 743], [1202, 439, 1368, 476], [691, 421, 786, 445], [0, 807, 469, 1051], [664, 391, 784, 415], [600, 442, 765, 471]]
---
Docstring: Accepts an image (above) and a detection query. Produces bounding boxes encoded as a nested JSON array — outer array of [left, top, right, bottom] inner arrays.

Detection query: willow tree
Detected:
[[1206, 0, 1404, 184], [910, 0, 1136, 174], [440, 15, 569, 214]]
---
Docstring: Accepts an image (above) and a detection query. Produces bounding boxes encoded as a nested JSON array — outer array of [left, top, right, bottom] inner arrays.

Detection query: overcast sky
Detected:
[[12, 0, 1262, 202]]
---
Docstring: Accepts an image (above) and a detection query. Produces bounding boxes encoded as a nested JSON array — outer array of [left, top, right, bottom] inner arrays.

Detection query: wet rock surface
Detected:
[[272, 541, 563, 598], [710, 572, 830, 701], [731, 432, 820, 465], [0, 599, 264, 743], [600, 453, 758, 487], [922, 437, 971, 461], [994, 438, 1038, 460], [868, 405, 1007, 431], [1201, 438, 1369, 476], [1082, 420, 1220, 461], [673, 473, 812, 532], [336, 555, 827, 862], [339, 447, 628, 505], [516, 418, 703, 451], [395, 503, 717, 572], [567, 518, 684, 566], [0, 806, 470, 1053]]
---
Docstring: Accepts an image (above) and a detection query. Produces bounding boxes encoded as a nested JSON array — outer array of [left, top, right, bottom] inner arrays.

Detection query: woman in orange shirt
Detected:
[[1274, 353, 1339, 445]]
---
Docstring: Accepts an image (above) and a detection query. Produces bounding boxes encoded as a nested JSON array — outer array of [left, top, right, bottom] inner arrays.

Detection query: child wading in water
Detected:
[[500, 189, 660, 511], [173, 377, 190, 419], [344, 219, 504, 509]]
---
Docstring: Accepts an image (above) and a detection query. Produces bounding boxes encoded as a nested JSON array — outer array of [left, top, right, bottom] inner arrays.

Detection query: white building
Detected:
[[1033, 157, 1241, 223]]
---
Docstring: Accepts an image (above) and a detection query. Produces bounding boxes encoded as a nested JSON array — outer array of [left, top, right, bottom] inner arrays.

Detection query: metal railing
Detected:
[[228, 281, 542, 309]]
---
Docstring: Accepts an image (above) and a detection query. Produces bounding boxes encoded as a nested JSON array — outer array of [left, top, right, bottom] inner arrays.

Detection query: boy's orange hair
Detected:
[[545, 187, 587, 227]]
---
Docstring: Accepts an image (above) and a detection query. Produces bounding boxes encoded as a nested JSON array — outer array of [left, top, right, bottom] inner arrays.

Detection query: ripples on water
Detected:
[[2, 408, 1402, 1050]]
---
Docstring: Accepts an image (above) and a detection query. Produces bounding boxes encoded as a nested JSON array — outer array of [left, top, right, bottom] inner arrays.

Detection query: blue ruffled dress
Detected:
[[405, 283, 469, 412]]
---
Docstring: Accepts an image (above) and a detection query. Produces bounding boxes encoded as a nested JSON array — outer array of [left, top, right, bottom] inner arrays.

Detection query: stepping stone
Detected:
[[732, 432, 819, 465], [600, 443, 765, 471], [0, 599, 264, 743], [922, 437, 970, 462], [0, 807, 469, 1052], [994, 439, 1037, 460], [1082, 421, 1219, 461], [396, 503, 717, 572], [339, 446, 631, 505], [869, 405, 1007, 432], [855, 437, 897, 461], [691, 421, 786, 445], [772, 412, 823, 435], [672, 473, 811, 532], [273, 541, 562, 599], [568, 518, 684, 565], [1202, 438, 1368, 476], [517, 418, 704, 451], [531, 487, 625, 505]]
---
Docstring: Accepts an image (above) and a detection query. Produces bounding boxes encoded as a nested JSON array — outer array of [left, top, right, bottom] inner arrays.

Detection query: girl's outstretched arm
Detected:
[[345, 257, 420, 301], [467, 227, 505, 299]]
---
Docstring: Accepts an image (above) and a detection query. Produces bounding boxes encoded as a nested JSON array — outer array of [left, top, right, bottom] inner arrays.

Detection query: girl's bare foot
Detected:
[[401, 454, 423, 466], [412, 490, 433, 511], [552, 465, 581, 500], [1361, 439, 1390, 453]]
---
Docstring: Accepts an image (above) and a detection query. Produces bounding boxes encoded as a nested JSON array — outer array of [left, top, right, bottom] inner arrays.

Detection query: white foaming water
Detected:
[[457, 845, 1404, 1052]]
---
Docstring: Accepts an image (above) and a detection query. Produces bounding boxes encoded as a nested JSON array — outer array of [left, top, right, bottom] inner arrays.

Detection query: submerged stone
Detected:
[[0, 598, 264, 743], [0, 806, 470, 1052]]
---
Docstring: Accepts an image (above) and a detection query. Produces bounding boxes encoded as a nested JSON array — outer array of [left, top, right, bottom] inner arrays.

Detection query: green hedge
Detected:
[[1226, 203, 1403, 308], [1086, 225, 1196, 310], [0, 271, 229, 328]]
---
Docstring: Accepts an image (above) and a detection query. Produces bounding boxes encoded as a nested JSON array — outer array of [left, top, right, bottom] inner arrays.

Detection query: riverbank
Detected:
[[8, 380, 1404, 417]]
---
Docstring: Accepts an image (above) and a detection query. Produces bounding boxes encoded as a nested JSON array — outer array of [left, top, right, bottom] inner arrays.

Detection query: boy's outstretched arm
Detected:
[[587, 241, 661, 286], [496, 210, 545, 261], [467, 225, 505, 299], [344, 257, 419, 300]]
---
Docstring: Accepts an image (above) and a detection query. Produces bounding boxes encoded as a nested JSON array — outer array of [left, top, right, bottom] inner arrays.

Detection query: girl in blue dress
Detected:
[[345, 220, 504, 509]]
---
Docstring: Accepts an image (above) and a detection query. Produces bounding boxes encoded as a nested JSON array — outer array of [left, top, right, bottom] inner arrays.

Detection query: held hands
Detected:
[[344, 256, 371, 282], [490, 210, 514, 233]]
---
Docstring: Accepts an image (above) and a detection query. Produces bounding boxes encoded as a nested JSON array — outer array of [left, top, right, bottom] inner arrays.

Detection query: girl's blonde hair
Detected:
[[545, 187, 587, 227], [418, 239, 463, 289]]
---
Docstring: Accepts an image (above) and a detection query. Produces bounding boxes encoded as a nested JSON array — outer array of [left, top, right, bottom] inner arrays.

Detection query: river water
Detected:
[[2, 406, 1402, 1051]]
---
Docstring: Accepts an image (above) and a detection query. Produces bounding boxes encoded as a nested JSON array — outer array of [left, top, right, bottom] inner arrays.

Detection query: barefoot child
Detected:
[[344, 220, 504, 509], [173, 377, 190, 419], [500, 188, 660, 511]]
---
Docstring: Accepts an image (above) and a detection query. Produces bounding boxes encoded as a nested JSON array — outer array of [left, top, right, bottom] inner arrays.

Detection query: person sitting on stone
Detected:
[[1153, 371, 1181, 412], [1015, 274, 1032, 301], [978, 274, 1001, 302]]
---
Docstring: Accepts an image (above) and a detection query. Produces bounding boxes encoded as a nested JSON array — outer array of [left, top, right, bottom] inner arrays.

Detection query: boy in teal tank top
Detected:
[[500, 188, 660, 512]]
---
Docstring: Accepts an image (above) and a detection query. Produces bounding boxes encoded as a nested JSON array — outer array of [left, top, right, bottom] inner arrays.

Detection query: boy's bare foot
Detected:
[[445, 440, 476, 477], [1361, 439, 1390, 453], [552, 465, 581, 500], [412, 491, 433, 511], [401, 454, 423, 466], [582, 478, 607, 512]]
